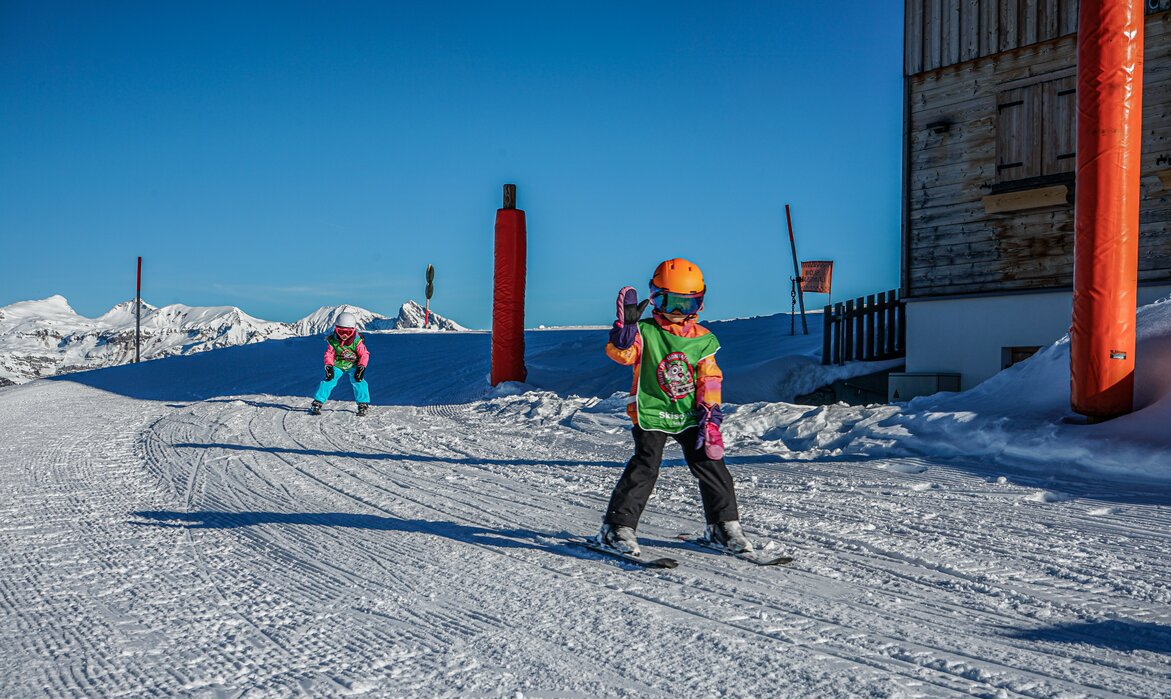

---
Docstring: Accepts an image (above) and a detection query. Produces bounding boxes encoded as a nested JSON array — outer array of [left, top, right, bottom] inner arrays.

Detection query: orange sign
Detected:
[[800, 261, 833, 293]]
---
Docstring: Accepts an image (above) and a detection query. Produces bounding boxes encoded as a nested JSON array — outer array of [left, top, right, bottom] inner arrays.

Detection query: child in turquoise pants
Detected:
[[310, 312, 371, 416]]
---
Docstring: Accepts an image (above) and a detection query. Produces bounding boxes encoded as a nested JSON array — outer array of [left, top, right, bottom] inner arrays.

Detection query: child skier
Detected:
[[596, 258, 752, 555], [310, 312, 371, 416]]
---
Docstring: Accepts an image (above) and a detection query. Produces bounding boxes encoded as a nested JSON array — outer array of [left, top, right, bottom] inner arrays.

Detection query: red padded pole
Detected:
[[1071, 0, 1144, 420], [491, 184, 527, 385]]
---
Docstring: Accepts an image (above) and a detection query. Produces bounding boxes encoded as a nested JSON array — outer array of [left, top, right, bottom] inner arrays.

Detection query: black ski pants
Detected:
[[604, 425, 739, 529]]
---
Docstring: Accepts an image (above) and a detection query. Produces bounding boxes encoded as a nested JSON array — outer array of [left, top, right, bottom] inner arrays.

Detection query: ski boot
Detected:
[[704, 520, 754, 553], [597, 523, 640, 556], [309, 401, 323, 416], [356, 403, 369, 417]]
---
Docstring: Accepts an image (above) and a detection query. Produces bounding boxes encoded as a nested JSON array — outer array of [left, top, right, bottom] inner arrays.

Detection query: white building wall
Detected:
[[905, 285, 1171, 390]]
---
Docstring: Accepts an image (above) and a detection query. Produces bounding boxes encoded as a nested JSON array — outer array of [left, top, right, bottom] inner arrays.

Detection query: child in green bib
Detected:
[[595, 258, 752, 557]]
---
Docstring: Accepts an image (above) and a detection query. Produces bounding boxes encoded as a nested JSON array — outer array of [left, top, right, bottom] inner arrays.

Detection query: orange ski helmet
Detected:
[[651, 258, 705, 294], [649, 258, 706, 315]]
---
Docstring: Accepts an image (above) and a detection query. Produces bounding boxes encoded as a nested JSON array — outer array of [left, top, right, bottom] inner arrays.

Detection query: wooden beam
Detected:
[[981, 184, 1070, 213]]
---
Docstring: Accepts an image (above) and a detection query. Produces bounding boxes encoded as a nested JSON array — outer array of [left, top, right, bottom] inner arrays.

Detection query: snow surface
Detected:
[[0, 297, 462, 385], [1, 305, 1169, 696]]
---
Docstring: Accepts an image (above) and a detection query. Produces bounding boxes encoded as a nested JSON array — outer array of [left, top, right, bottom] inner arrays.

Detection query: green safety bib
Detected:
[[328, 334, 364, 371], [635, 319, 720, 433]]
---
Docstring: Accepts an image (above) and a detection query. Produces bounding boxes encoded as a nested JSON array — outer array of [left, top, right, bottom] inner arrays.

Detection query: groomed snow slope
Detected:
[[1, 311, 1169, 697]]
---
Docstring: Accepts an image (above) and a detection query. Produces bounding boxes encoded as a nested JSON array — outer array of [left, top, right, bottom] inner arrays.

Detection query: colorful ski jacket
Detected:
[[605, 313, 723, 428], [325, 332, 369, 371]]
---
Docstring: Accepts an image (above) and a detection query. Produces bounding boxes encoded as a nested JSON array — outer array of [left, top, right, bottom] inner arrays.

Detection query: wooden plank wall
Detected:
[[906, 0, 1170, 74], [906, 11, 1171, 297]]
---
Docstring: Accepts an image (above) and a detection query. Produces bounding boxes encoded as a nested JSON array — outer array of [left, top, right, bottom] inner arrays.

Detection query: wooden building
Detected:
[[901, 0, 1171, 390]]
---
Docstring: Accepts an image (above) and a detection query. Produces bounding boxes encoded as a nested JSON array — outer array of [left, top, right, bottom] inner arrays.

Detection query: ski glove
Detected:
[[609, 286, 649, 350], [695, 403, 725, 460], [325, 365, 335, 381], [354, 365, 366, 382]]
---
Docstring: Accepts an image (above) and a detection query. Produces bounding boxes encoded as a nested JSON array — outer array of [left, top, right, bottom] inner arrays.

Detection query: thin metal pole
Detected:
[[790, 278, 796, 336], [135, 256, 142, 363], [785, 204, 808, 334]]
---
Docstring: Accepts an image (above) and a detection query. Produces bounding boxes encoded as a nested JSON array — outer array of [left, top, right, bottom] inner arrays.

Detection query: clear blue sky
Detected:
[[1, 1, 904, 328]]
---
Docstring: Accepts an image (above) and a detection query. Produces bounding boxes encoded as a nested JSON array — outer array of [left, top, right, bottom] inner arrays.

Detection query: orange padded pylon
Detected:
[[1071, 0, 1144, 420]]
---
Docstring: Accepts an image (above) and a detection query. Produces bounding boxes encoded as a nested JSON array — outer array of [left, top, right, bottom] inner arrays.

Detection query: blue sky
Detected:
[[1, 2, 904, 328]]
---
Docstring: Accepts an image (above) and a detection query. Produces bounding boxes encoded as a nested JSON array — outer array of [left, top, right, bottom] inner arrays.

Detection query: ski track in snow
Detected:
[[1, 369, 1170, 696]]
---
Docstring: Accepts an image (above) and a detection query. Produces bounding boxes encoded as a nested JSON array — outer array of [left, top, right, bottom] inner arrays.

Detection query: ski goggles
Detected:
[[334, 326, 357, 340], [649, 284, 704, 315]]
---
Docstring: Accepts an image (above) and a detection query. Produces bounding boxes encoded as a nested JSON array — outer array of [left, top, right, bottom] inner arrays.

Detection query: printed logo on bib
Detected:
[[656, 352, 696, 400]]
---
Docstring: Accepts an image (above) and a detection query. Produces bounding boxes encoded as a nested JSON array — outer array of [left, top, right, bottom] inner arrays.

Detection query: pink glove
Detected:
[[696, 404, 725, 460]]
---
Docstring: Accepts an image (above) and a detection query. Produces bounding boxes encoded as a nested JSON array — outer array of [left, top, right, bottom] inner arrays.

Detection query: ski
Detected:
[[571, 538, 679, 569], [678, 535, 794, 566]]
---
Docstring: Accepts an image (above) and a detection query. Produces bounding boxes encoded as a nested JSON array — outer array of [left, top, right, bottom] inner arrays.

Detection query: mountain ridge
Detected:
[[0, 296, 464, 385]]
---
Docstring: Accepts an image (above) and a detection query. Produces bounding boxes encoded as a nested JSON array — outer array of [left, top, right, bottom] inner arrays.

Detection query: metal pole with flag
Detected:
[[784, 205, 808, 334]]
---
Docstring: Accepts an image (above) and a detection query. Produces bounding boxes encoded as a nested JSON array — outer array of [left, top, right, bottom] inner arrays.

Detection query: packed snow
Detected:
[[0, 297, 462, 385], [0, 301, 1168, 696]]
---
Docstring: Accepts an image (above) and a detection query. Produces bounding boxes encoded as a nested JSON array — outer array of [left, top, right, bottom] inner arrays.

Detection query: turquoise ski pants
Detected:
[[314, 366, 371, 404]]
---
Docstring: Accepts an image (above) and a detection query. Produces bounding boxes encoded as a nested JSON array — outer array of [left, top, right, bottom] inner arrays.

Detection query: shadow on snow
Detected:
[[1003, 619, 1171, 654], [128, 510, 645, 568], [172, 441, 630, 469]]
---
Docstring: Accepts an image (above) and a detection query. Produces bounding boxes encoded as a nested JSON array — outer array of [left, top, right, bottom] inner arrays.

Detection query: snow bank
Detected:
[[726, 296, 1171, 482], [14, 294, 1165, 482]]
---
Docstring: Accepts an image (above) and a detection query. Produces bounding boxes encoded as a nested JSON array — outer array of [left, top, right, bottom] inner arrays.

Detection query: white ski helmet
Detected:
[[335, 311, 357, 329]]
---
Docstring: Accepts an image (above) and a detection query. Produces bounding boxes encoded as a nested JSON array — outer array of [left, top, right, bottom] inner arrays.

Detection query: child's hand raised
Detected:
[[616, 286, 648, 326], [610, 286, 648, 350]]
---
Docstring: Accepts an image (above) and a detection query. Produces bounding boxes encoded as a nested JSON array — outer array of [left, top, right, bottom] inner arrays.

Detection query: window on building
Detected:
[[1002, 346, 1042, 370], [996, 76, 1076, 184]]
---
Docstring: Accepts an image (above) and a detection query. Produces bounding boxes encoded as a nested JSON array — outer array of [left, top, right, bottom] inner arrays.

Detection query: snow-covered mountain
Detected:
[[0, 296, 465, 385], [290, 301, 463, 335], [290, 305, 399, 336], [393, 300, 466, 331]]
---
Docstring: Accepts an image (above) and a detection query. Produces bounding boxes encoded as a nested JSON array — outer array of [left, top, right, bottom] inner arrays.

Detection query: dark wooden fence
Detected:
[[822, 289, 906, 365]]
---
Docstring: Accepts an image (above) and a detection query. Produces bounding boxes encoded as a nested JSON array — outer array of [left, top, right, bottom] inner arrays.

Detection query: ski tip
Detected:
[[760, 556, 795, 566]]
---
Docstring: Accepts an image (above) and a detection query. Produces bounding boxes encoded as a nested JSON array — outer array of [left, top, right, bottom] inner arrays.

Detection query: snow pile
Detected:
[[725, 296, 1171, 481], [0, 296, 467, 384]]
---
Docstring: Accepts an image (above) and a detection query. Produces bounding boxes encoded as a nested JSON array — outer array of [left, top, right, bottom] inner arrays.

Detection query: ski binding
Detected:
[[680, 535, 794, 566], [571, 538, 678, 569]]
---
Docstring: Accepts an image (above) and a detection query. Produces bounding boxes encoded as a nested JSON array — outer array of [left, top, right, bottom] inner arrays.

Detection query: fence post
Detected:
[[863, 293, 875, 361], [854, 297, 866, 360], [875, 291, 888, 360], [822, 304, 833, 365], [843, 300, 855, 362], [886, 290, 897, 356], [896, 289, 906, 355], [834, 302, 845, 364]]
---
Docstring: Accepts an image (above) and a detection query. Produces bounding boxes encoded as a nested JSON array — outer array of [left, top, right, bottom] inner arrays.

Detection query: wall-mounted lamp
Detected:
[[926, 120, 951, 134]]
